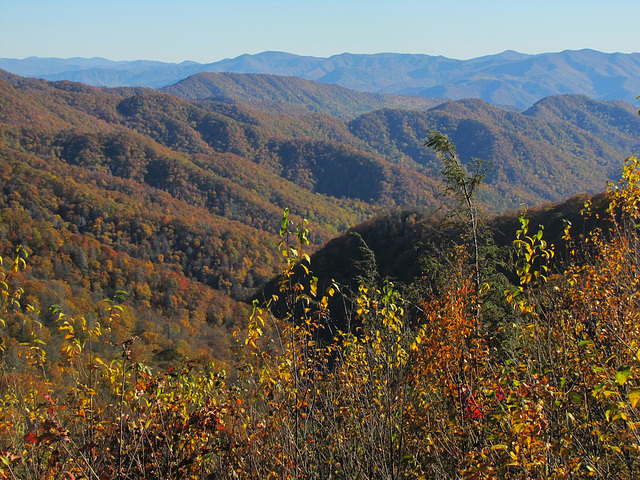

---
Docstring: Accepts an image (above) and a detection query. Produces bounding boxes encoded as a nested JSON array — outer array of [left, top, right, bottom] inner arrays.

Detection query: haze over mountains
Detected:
[[3, 49, 640, 108]]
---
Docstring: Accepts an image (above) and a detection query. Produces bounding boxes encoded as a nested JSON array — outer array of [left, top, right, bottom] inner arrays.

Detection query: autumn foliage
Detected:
[[1, 155, 640, 479]]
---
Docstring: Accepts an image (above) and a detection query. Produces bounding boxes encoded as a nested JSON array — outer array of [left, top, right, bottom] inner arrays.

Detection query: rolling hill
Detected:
[[347, 95, 640, 210], [160, 72, 441, 119]]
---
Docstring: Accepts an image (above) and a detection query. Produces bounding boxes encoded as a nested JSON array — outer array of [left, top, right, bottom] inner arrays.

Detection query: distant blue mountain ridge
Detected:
[[2, 49, 640, 109]]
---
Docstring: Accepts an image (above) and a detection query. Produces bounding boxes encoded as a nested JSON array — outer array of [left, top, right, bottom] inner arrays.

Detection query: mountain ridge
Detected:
[[3, 49, 640, 108], [160, 71, 442, 119]]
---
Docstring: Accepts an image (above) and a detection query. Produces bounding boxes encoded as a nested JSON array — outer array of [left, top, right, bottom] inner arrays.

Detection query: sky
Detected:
[[1, 0, 640, 63]]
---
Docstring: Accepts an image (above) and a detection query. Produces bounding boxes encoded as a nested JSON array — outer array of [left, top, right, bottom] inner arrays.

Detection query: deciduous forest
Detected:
[[1, 68, 640, 478]]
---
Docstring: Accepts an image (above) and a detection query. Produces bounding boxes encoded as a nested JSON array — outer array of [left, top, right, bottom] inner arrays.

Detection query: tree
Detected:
[[425, 130, 488, 311]]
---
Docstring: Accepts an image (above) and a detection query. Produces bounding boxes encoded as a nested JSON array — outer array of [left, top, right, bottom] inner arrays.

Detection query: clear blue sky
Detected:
[[2, 0, 639, 62]]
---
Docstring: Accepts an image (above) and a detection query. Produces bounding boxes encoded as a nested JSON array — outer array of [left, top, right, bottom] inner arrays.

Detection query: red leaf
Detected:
[[24, 431, 38, 444]]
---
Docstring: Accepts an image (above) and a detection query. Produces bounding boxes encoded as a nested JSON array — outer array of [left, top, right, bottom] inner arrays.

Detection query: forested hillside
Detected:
[[2, 65, 640, 478], [161, 72, 441, 119], [348, 96, 640, 210], [0, 69, 639, 368], [2, 136, 640, 478], [0, 72, 370, 367]]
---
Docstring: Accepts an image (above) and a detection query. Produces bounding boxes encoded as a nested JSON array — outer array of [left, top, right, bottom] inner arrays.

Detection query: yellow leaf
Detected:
[[616, 366, 631, 385]]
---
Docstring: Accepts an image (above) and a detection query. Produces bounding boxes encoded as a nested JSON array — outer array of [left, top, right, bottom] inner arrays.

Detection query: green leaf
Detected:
[[280, 208, 289, 236], [616, 366, 632, 385]]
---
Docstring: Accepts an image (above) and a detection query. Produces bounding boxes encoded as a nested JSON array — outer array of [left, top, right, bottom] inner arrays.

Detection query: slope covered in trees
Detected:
[[1, 68, 640, 370], [2, 61, 640, 477], [349, 96, 640, 210], [0, 71, 382, 367], [4, 68, 636, 215], [161, 72, 441, 120], [2, 146, 640, 478]]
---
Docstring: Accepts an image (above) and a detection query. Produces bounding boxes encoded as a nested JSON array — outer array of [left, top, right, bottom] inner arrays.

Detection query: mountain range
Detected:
[[1, 65, 639, 365], [3, 49, 640, 108], [4, 41, 640, 479]]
